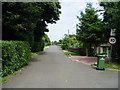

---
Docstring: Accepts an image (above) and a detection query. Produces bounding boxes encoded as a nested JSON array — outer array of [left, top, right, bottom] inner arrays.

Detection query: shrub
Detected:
[[1, 41, 31, 77], [33, 38, 45, 52]]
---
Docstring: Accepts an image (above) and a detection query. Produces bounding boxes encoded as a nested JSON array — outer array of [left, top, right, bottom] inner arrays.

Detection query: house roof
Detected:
[[100, 43, 111, 47]]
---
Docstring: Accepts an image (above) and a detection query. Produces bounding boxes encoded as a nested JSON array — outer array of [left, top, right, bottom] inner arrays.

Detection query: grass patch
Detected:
[[105, 61, 120, 69], [0, 66, 26, 84], [44, 46, 50, 51], [92, 61, 120, 69], [30, 46, 50, 59], [0, 76, 8, 84], [30, 46, 49, 59], [64, 51, 80, 56], [30, 51, 44, 59], [30, 52, 38, 59]]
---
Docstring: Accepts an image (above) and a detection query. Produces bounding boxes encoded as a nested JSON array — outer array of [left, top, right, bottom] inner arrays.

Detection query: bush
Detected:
[[61, 44, 68, 50], [1, 41, 31, 77], [33, 38, 45, 52]]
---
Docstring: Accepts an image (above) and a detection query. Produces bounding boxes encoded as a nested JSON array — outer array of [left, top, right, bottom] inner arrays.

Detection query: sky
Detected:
[[46, 0, 101, 42]]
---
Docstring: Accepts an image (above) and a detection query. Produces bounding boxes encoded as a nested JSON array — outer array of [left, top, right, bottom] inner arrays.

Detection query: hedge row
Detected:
[[1, 41, 31, 77]]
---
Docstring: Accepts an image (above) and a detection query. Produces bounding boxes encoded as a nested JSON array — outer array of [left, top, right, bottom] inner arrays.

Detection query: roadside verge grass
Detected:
[[64, 51, 80, 56], [0, 66, 26, 84], [30, 46, 50, 59], [30, 51, 43, 59], [105, 61, 120, 69], [92, 61, 120, 70]]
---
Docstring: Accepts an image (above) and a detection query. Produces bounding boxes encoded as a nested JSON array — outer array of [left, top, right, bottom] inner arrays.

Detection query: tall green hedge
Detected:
[[1, 41, 31, 77]]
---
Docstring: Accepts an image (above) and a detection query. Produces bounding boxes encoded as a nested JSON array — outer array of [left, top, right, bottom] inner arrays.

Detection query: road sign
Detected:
[[110, 29, 116, 36], [109, 37, 116, 45]]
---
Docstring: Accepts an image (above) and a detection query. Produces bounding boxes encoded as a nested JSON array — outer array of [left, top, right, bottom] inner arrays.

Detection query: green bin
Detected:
[[97, 55, 106, 70]]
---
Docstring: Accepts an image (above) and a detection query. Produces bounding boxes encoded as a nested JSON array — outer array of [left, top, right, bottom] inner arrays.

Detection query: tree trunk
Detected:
[[94, 44, 98, 56], [89, 44, 92, 56], [86, 48, 88, 56]]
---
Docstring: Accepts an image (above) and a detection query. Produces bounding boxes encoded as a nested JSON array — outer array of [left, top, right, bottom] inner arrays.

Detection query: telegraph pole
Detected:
[[68, 29, 69, 37]]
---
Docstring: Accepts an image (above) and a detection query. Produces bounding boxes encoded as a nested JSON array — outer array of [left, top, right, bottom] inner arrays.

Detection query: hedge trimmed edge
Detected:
[[1, 41, 31, 77]]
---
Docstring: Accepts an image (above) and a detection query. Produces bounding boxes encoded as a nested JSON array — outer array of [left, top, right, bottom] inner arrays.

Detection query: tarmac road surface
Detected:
[[3, 45, 118, 88]]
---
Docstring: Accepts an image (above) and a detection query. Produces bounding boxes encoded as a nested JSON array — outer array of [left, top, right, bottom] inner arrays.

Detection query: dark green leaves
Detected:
[[2, 2, 61, 52], [77, 3, 104, 45], [1, 41, 31, 77]]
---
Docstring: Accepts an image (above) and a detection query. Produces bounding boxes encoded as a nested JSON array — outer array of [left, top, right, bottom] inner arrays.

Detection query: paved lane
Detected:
[[3, 45, 118, 88]]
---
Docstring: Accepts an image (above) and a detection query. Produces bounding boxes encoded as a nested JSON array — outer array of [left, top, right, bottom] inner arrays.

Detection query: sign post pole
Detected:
[[109, 29, 116, 62]]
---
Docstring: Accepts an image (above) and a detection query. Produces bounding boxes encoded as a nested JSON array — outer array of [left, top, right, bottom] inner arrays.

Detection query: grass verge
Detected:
[[30, 51, 43, 59], [30, 46, 50, 59], [64, 51, 80, 56], [0, 66, 26, 84], [44, 46, 50, 51], [105, 62, 120, 69], [92, 61, 120, 69]]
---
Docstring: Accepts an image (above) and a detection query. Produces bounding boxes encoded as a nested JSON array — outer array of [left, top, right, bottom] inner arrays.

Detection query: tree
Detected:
[[61, 34, 81, 50], [2, 2, 61, 51], [76, 3, 104, 56], [58, 39, 62, 44], [100, 2, 120, 61], [52, 41, 58, 45], [43, 34, 51, 46]]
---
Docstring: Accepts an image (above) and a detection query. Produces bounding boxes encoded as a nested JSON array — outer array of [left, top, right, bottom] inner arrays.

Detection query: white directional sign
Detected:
[[109, 37, 116, 45], [110, 29, 116, 36]]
